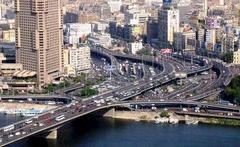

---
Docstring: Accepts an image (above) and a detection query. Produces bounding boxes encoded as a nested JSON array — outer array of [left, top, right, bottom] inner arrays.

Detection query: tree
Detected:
[[224, 76, 240, 104], [160, 111, 170, 118], [220, 52, 233, 63], [136, 48, 152, 56], [73, 73, 87, 83], [74, 87, 99, 98], [123, 48, 129, 54]]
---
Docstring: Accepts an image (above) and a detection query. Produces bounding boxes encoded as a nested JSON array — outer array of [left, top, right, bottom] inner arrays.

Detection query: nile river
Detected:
[[2, 115, 240, 147]]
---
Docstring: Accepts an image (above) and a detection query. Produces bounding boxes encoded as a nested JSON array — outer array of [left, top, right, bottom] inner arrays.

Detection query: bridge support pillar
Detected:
[[104, 108, 115, 117], [46, 129, 58, 140]]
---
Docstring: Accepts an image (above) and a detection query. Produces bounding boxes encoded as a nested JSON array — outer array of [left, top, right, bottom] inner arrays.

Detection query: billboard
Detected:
[[163, 0, 172, 5], [206, 18, 221, 29], [160, 48, 172, 54]]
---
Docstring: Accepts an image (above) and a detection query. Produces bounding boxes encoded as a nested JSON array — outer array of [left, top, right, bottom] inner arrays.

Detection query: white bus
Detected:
[[3, 124, 15, 132], [55, 115, 65, 122]]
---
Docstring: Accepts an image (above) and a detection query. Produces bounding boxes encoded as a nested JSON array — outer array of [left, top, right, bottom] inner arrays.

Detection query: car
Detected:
[[33, 123, 38, 127], [33, 116, 39, 119], [8, 134, 14, 138], [38, 123, 44, 127], [15, 132, 21, 136], [22, 131, 26, 135]]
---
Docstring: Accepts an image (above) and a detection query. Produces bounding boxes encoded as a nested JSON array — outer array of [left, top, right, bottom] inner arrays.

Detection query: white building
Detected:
[[158, 7, 179, 47], [64, 23, 92, 45], [108, 0, 122, 13], [88, 33, 112, 48], [129, 42, 143, 54], [91, 21, 109, 33], [69, 44, 91, 74], [125, 10, 149, 25]]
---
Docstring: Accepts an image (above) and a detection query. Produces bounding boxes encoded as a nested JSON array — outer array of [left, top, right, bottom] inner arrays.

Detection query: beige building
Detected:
[[63, 48, 69, 66], [69, 44, 91, 74], [2, 30, 15, 43], [158, 7, 180, 47], [233, 50, 240, 65], [0, 63, 23, 76], [15, 0, 64, 88], [64, 65, 75, 77]]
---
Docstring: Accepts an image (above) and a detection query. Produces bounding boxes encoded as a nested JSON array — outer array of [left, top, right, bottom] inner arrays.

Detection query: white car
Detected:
[[38, 123, 44, 127], [22, 131, 26, 135], [8, 134, 14, 138], [15, 132, 21, 136]]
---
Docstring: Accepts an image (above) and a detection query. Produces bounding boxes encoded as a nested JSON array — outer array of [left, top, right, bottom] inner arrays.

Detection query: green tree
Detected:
[[220, 52, 233, 63], [75, 87, 99, 98], [160, 111, 170, 118], [73, 73, 87, 83], [123, 48, 129, 54], [136, 48, 152, 56], [224, 76, 240, 104]]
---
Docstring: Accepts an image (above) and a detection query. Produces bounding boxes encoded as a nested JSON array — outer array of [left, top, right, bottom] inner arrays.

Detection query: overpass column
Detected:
[[46, 129, 58, 139], [104, 108, 116, 117]]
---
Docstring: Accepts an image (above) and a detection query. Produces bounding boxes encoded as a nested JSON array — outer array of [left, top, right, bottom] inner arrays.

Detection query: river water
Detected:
[[2, 115, 240, 147]]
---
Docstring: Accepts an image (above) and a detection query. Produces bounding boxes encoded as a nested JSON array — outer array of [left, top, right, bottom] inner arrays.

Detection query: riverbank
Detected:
[[104, 110, 240, 126], [0, 102, 56, 114]]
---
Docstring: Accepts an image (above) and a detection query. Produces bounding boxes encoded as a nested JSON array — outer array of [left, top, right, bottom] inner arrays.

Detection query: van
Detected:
[[25, 119, 33, 124]]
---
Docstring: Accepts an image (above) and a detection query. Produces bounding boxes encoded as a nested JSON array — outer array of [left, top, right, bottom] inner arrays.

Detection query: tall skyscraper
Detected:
[[15, 0, 64, 88], [158, 6, 179, 48]]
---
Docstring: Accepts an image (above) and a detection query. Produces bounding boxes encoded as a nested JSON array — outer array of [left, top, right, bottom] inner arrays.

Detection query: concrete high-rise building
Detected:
[[205, 29, 216, 51], [15, 0, 64, 88], [174, 31, 196, 52], [158, 7, 179, 48], [204, 0, 208, 16], [69, 44, 91, 74]]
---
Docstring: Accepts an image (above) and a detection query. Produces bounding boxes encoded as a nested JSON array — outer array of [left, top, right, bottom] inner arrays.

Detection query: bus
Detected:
[[55, 115, 65, 122], [3, 124, 14, 132]]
